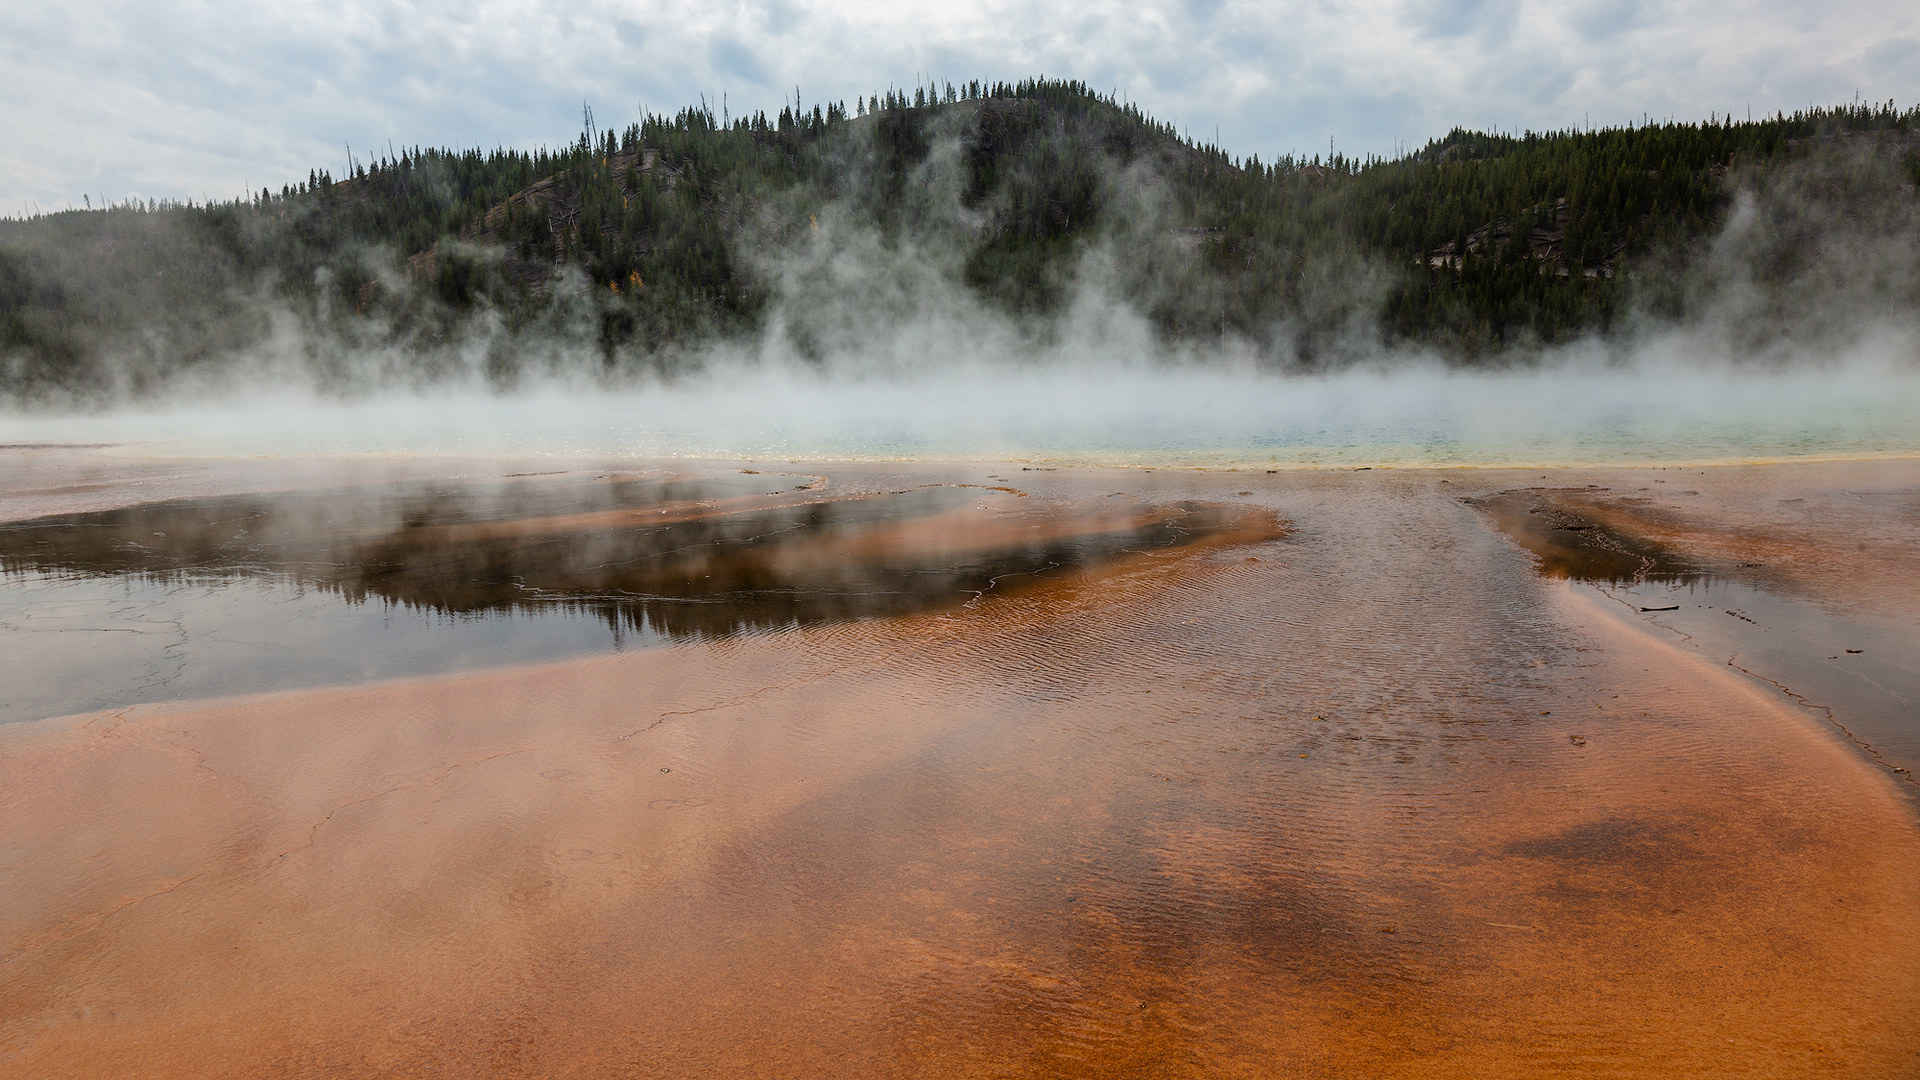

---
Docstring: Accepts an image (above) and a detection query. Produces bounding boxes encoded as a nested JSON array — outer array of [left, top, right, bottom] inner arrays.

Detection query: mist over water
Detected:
[[5, 356, 1916, 467], [6, 111, 1917, 469], [10, 214, 1918, 467]]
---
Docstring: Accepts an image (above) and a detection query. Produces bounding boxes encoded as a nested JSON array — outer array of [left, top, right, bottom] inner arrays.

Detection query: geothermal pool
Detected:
[[0, 471, 1270, 722], [6, 365, 1919, 467], [1, 446, 1917, 1078]]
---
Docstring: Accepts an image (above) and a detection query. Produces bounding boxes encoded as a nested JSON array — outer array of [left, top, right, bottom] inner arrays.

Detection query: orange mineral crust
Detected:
[[2, 452, 1918, 1078]]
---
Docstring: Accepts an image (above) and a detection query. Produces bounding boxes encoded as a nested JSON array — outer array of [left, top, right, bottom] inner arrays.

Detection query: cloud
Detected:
[[1, 0, 1917, 210], [709, 36, 771, 88]]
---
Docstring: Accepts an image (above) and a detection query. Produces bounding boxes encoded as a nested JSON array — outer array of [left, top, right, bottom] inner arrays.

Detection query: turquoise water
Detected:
[[5, 366, 1917, 467]]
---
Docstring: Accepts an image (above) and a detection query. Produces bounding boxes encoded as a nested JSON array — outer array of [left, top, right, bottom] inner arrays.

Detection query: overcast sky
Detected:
[[4, 0, 1917, 212]]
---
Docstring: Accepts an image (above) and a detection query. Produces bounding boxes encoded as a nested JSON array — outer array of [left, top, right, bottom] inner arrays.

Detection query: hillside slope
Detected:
[[2, 79, 1917, 403]]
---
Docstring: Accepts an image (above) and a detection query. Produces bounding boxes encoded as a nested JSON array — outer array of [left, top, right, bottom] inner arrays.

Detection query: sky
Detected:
[[3, 0, 1917, 212]]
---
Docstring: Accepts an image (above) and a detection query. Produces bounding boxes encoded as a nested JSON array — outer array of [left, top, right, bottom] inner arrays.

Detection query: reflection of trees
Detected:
[[0, 483, 1232, 642], [1462, 492, 1708, 585]]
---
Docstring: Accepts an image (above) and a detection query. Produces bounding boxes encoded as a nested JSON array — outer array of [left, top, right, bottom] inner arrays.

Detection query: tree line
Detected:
[[3, 78, 1915, 401]]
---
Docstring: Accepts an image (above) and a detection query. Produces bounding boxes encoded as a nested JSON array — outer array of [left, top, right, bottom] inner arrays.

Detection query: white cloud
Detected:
[[1, 0, 1916, 210]]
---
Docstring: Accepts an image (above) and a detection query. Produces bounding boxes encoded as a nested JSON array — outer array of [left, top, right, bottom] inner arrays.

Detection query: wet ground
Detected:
[[0, 471, 1268, 723], [1469, 485, 1920, 780], [1, 448, 1918, 1078]]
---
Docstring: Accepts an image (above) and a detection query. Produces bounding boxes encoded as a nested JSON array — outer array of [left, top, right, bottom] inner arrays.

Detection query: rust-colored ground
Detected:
[[2, 450, 1918, 1077]]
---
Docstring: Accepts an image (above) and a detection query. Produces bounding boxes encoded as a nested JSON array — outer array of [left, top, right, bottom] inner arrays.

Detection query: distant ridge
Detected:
[[2, 79, 1916, 403]]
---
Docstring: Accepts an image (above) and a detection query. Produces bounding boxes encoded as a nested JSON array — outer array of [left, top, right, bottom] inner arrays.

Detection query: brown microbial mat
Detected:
[[2, 454, 1919, 1079], [1469, 485, 1920, 779], [1461, 488, 1707, 582], [0, 472, 1269, 723]]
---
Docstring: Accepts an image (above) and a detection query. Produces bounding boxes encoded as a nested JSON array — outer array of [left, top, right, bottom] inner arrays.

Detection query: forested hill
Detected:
[[3, 78, 1918, 403]]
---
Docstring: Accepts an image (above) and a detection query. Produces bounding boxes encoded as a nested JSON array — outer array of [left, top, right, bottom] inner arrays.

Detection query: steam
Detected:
[[3, 115, 1918, 468], [3, 354, 1913, 469]]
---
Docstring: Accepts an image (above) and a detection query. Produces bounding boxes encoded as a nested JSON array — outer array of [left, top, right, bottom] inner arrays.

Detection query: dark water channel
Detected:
[[0, 474, 1231, 723], [1470, 488, 1920, 781]]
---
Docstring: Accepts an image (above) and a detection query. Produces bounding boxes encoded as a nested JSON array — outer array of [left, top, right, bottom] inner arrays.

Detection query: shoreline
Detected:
[[3, 450, 1917, 1076], [8, 434, 1920, 478], [1567, 579, 1920, 797], [68, 442, 1920, 473]]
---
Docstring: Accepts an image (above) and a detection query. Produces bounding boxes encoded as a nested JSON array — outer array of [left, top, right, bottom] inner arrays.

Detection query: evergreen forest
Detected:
[[3, 78, 1917, 403]]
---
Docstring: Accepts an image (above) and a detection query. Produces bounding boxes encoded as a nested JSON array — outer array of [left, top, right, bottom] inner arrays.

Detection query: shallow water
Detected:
[[1462, 488, 1708, 581], [0, 472, 1264, 722], [1605, 576, 1920, 778], [3, 457, 1919, 1078], [1468, 486, 1920, 777]]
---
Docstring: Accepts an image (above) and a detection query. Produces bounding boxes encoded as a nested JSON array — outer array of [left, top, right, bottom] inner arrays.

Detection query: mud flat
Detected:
[[2, 447, 1918, 1078]]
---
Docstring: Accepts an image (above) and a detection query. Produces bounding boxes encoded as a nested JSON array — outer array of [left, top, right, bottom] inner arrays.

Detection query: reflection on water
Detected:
[[1607, 573, 1920, 780], [1470, 487, 1920, 779], [1463, 489, 1708, 584], [5, 461, 1918, 1076], [0, 474, 1249, 722]]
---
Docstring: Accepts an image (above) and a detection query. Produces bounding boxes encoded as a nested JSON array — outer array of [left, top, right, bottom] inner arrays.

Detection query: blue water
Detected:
[[4, 365, 1917, 467]]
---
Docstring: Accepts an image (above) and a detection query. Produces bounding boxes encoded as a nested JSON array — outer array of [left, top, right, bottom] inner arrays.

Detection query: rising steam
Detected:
[[3, 112, 1918, 467]]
